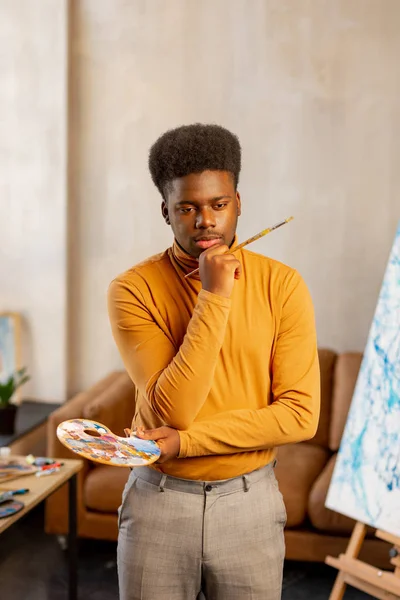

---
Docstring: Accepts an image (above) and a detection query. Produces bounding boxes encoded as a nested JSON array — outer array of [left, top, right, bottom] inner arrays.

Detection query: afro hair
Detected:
[[148, 123, 241, 199]]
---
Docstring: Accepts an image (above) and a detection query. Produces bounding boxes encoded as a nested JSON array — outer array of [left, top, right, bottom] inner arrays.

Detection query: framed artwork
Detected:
[[326, 222, 400, 537], [0, 313, 22, 403]]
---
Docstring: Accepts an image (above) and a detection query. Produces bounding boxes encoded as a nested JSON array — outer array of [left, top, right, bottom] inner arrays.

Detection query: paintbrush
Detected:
[[184, 216, 294, 279]]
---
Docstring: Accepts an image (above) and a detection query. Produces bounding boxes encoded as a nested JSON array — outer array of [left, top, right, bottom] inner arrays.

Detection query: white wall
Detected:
[[0, 0, 68, 401], [2, 1, 400, 400]]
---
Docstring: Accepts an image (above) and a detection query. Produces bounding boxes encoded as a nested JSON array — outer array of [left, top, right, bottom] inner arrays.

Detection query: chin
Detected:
[[175, 239, 198, 258], [189, 247, 202, 259]]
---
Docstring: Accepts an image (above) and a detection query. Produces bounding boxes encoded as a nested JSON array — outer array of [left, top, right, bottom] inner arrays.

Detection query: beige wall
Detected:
[[0, 0, 68, 401], [2, 1, 400, 400], [70, 0, 400, 394]]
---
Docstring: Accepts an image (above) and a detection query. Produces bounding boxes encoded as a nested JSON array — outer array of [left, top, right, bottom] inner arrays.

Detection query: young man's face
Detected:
[[162, 170, 241, 258]]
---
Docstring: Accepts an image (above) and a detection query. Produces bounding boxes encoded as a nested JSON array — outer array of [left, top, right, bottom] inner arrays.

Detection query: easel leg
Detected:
[[330, 571, 347, 600], [328, 522, 367, 600], [345, 522, 368, 556]]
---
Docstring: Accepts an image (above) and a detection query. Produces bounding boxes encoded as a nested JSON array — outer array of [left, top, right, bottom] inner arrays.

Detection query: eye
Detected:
[[214, 203, 228, 210], [179, 207, 194, 214]]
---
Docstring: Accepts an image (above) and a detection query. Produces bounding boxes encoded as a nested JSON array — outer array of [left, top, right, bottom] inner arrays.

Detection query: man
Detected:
[[108, 123, 320, 600]]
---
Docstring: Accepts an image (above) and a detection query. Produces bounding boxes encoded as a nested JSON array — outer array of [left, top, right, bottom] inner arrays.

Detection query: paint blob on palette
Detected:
[[57, 419, 161, 467]]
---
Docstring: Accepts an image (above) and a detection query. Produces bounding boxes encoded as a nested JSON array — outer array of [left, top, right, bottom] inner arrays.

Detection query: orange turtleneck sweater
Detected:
[[107, 240, 320, 481]]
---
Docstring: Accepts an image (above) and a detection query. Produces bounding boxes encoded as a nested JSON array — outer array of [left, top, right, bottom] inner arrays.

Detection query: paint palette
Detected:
[[0, 461, 38, 484], [0, 499, 24, 519], [57, 419, 161, 467]]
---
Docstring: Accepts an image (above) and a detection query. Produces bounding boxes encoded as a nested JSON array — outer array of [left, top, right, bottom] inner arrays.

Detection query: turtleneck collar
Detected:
[[169, 235, 238, 281], [171, 240, 200, 279]]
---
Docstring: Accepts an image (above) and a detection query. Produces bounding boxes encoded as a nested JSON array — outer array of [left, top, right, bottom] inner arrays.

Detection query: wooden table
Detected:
[[0, 457, 83, 599]]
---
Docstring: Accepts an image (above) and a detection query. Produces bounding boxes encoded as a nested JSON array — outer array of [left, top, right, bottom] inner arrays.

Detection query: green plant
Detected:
[[0, 367, 30, 407]]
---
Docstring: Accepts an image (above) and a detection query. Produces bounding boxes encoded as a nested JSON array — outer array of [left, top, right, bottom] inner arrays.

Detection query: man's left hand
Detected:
[[136, 426, 180, 463]]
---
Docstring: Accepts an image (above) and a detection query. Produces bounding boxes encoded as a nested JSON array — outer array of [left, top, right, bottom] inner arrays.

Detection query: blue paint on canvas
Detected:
[[326, 222, 400, 536]]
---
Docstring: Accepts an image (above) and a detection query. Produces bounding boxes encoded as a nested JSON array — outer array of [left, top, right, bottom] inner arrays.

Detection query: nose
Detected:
[[195, 207, 215, 229]]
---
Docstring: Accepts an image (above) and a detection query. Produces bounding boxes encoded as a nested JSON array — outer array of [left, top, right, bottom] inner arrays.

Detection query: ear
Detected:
[[161, 200, 170, 225], [236, 192, 241, 217]]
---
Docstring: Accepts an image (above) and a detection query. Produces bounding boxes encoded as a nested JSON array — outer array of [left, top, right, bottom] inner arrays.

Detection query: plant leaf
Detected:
[[0, 367, 30, 404], [16, 375, 30, 388]]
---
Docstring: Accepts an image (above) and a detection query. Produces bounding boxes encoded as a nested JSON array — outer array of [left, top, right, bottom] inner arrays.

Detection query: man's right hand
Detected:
[[199, 244, 241, 298]]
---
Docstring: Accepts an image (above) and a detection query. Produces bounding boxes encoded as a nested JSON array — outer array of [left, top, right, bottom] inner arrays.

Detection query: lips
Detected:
[[193, 237, 222, 249]]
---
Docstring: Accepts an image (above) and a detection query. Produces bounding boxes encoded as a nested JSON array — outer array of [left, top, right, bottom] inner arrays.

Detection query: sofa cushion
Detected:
[[84, 465, 129, 513], [310, 349, 337, 448], [307, 453, 375, 535], [275, 442, 330, 527], [330, 353, 362, 451]]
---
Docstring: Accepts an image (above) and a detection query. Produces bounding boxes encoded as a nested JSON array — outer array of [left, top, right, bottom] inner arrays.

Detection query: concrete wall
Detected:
[[0, 0, 68, 401], [2, 1, 399, 400]]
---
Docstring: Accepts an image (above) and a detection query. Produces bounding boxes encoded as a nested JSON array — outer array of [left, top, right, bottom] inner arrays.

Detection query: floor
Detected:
[[0, 506, 371, 600]]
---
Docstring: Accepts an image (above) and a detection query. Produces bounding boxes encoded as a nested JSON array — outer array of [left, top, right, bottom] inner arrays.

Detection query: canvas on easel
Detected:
[[325, 221, 400, 599]]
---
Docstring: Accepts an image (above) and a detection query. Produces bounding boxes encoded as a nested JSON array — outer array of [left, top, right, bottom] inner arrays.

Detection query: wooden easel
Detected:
[[326, 522, 400, 599]]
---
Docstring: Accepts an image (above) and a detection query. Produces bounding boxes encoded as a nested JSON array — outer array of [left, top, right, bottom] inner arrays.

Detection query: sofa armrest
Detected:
[[46, 371, 123, 461], [83, 372, 136, 436], [330, 353, 363, 451], [45, 371, 123, 536]]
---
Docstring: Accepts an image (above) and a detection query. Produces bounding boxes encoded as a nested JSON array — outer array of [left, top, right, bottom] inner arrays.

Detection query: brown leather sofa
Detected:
[[45, 349, 390, 564]]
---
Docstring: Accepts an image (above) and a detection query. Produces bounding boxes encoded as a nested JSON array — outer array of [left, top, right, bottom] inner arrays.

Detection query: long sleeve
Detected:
[[178, 272, 320, 458], [107, 280, 231, 430]]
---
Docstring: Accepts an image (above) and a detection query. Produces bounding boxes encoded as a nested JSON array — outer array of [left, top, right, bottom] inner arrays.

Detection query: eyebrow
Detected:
[[175, 196, 232, 207]]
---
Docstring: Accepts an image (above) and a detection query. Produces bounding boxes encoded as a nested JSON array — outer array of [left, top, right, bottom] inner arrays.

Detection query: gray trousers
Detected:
[[117, 463, 286, 600]]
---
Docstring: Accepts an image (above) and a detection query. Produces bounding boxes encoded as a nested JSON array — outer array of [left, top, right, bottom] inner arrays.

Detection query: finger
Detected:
[[137, 428, 165, 441], [215, 255, 241, 272], [135, 428, 153, 439], [219, 257, 241, 269], [155, 441, 168, 463], [201, 243, 229, 257], [234, 263, 241, 279]]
